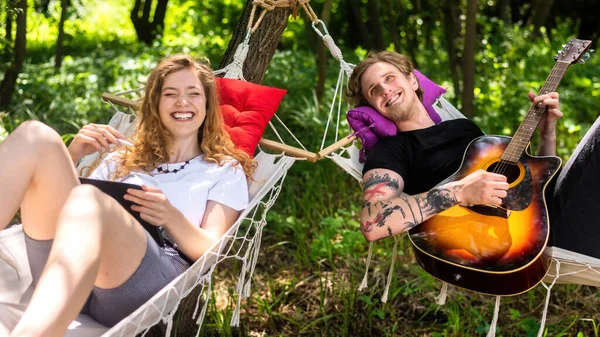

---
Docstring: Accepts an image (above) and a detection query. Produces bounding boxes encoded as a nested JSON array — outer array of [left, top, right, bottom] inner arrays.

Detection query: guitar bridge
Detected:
[[465, 205, 511, 219]]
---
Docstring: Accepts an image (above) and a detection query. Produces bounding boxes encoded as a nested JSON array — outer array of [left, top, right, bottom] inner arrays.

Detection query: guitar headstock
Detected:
[[555, 38, 593, 64]]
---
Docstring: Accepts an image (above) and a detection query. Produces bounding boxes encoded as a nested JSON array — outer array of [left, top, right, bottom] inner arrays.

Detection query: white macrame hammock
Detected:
[[0, 35, 314, 336], [312, 22, 600, 337]]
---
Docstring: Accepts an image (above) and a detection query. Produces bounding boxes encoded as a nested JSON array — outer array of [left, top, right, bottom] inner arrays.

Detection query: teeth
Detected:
[[172, 112, 193, 120], [386, 93, 400, 107]]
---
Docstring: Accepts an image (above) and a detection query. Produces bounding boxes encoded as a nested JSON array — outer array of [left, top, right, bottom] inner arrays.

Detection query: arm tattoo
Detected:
[[414, 195, 425, 223], [421, 186, 459, 216], [362, 200, 372, 216], [376, 200, 400, 217], [361, 185, 460, 236], [399, 195, 422, 230], [363, 173, 400, 196], [361, 204, 403, 233], [399, 195, 418, 223]]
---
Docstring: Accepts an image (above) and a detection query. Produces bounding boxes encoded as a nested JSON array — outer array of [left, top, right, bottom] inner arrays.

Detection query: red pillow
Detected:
[[216, 77, 287, 157]]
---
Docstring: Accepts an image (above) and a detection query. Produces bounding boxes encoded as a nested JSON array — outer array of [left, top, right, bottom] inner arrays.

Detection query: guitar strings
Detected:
[[491, 62, 567, 180]]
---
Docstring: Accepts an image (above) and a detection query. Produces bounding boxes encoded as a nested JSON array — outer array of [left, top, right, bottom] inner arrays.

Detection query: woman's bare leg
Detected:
[[0, 120, 78, 236], [0, 122, 148, 337], [11, 185, 148, 337]]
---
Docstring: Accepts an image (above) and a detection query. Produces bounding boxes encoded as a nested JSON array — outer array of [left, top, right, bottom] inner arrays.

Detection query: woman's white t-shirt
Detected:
[[89, 152, 249, 227]]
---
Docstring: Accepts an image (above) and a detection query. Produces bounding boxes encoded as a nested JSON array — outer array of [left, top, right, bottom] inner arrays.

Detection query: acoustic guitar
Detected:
[[408, 38, 593, 296]]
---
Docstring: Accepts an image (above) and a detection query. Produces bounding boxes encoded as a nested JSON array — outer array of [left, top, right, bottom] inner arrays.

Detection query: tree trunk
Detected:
[[35, 0, 51, 14], [347, 0, 372, 50], [366, 0, 386, 50], [385, 0, 401, 53], [55, 0, 70, 70], [0, 0, 26, 109], [219, 1, 291, 84], [497, 0, 511, 23], [527, 0, 555, 39], [130, 0, 169, 45], [403, 1, 420, 68], [5, 1, 13, 57], [443, 0, 461, 103], [461, 0, 477, 119], [315, 0, 333, 101], [421, 0, 434, 50]]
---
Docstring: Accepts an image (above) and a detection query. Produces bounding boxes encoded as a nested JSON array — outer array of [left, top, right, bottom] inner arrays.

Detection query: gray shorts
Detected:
[[24, 231, 190, 327]]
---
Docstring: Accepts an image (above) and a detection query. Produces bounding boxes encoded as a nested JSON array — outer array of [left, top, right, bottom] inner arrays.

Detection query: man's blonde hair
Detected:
[[346, 51, 423, 107]]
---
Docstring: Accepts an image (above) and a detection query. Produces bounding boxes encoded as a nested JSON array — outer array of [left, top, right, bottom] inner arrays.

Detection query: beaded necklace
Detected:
[[154, 160, 191, 175]]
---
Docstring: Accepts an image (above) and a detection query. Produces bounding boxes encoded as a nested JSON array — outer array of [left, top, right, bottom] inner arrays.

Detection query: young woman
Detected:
[[0, 54, 255, 337]]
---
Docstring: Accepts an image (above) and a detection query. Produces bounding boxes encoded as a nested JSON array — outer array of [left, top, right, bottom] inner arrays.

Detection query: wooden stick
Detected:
[[102, 93, 140, 109], [102, 92, 320, 162], [259, 138, 319, 162], [317, 135, 357, 158]]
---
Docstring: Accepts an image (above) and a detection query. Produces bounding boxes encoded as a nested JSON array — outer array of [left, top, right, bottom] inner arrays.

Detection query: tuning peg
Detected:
[[579, 59, 586, 64]]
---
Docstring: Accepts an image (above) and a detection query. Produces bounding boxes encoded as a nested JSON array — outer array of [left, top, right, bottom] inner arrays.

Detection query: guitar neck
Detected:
[[501, 61, 570, 163]]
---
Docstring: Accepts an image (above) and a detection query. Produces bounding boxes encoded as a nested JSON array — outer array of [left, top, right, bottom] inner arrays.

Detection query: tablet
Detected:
[[79, 177, 164, 246]]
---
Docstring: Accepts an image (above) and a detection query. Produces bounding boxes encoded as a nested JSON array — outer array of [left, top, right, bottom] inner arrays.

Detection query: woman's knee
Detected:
[[61, 184, 126, 230], [13, 120, 64, 150], [60, 184, 106, 223]]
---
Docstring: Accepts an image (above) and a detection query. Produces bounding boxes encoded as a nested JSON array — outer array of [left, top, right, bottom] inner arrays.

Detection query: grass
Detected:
[[192, 224, 600, 336]]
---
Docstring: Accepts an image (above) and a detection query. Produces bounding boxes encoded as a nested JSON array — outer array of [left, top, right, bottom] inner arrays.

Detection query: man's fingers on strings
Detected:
[[485, 172, 507, 182], [495, 189, 508, 199], [491, 196, 503, 205]]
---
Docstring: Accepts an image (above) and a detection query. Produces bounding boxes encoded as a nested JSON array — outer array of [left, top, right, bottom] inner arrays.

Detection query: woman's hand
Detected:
[[67, 123, 127, 164], [125, 185, 186, 228]]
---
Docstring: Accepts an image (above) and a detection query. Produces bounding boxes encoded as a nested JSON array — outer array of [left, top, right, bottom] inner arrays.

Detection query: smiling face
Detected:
[[360, 61, 421, 122], [158, 68, 207, 141]]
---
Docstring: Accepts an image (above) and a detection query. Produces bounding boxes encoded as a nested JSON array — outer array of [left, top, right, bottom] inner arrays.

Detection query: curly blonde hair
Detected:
[[114, 54, 256, 178], [346, 51, 423, 107]]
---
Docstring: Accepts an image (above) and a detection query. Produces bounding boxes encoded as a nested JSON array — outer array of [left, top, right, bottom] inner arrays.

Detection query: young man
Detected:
[[346, 50, 580, 246]]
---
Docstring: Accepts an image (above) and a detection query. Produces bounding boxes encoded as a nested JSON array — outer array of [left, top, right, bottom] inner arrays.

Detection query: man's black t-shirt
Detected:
[[362, 119, 484, 195]]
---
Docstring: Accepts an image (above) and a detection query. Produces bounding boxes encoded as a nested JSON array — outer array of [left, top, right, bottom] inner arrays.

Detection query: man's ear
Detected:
[[409, 72, 419, 91]]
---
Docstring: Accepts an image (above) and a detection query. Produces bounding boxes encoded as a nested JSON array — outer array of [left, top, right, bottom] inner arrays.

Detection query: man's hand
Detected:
[[529, 91, 562, 139], [529, 91, 562, 156], [453, 169, 509, 206], [125, 185, 186, 228]]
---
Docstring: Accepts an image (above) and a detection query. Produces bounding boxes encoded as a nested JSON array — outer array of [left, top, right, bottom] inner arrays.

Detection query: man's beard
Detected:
[[388, 100, 418, 122]]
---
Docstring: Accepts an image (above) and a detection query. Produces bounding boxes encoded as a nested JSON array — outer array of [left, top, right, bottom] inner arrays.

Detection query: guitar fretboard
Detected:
[[501, 61, 570, 163]]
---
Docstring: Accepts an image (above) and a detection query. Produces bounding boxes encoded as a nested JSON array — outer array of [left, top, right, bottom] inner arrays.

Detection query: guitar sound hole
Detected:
[[486, 162, 520, 184]]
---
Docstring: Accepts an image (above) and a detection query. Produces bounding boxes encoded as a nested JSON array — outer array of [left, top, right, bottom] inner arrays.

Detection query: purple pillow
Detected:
[[414, 69, 445, 124], [347, 70, 446, 162], [347, 105, 396, 152]]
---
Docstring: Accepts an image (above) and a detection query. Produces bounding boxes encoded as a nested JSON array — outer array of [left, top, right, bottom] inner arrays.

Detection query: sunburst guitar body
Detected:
[[408, 136, 560, 295], [407, 38, 592, 295]]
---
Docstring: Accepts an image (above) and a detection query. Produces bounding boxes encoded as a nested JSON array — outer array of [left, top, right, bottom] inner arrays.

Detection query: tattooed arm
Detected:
[[360, 168, 509, 242]]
